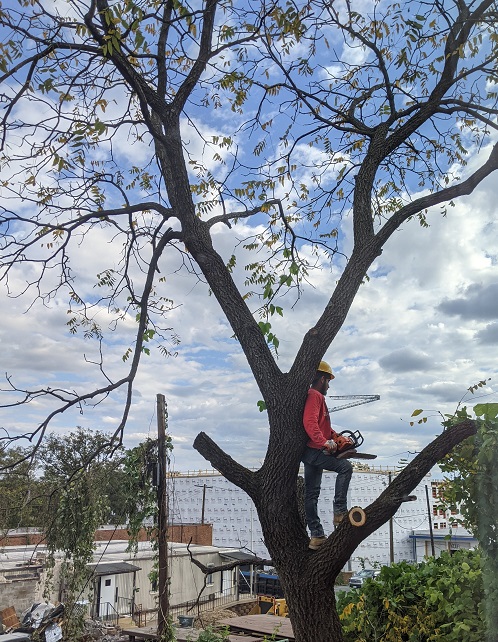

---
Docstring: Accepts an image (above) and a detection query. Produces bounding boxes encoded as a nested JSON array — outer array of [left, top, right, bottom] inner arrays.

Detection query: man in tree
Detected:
[[302, 361, 354, 550]]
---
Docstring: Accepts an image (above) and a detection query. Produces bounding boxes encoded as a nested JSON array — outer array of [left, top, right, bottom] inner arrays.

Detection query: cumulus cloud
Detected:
[[379, 348, 434, 373], [417, 381, 473, 404], [475, 322, 498, 345], [437, 282, 498, 321]]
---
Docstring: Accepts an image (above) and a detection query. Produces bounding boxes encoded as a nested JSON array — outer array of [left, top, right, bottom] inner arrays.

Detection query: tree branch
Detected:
[[376, 142, 498, 247], [205, 199, 282, 229], [171, 0, 218, 115], [319, 419, 478, 579], [193, 432, 259, 500]]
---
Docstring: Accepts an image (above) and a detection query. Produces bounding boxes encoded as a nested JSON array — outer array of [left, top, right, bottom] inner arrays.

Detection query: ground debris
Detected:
[[193, 608, 238, 629], [0, 605, 21, 630], [80, 619, 128, 642]]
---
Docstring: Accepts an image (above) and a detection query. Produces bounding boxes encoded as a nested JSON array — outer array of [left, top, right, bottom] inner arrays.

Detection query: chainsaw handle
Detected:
[[339, 430, 364, 448]]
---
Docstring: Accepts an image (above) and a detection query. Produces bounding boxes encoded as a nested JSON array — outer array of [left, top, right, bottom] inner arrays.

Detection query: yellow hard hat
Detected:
[[318, 360, 335, 379]]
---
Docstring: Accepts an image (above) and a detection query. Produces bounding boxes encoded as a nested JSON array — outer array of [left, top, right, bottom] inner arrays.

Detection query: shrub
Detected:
[[337, 549, 484, 641]]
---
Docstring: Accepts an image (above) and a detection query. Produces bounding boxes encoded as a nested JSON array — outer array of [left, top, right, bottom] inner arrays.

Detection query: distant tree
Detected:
[[0, 446, 42, 529], [1, 1, 497, 640], [38, 427, 129, 523]]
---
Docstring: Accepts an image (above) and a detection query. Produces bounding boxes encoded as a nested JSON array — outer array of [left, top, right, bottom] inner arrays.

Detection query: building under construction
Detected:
[[168, 469, 476, 572]]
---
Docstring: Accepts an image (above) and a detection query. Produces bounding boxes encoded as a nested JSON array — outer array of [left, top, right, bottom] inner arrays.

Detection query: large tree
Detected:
[[0, 429, 129, 530], [1, 0, 497, 640]]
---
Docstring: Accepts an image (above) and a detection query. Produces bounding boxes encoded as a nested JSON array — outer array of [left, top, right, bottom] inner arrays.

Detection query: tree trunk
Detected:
[[260, 519, 347, 642], [284, 576, 344, 642]]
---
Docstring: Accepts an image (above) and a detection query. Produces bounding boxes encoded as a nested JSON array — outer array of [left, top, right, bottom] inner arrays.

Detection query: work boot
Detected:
[[309, 536, 327, 550], [333, 512, 348, 526]]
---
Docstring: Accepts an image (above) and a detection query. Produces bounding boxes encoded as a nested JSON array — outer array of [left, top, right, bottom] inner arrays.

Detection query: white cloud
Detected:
[[5, 157, 496, 471], [341, 39, 369, 67], [1, 47, 497, 475]]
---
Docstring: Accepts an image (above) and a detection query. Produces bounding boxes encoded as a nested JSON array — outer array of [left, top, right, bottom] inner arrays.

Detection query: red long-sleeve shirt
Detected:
[[303, 388, 340, 449]]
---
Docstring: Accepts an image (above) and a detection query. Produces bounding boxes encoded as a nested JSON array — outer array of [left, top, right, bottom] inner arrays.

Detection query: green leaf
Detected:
[[474, 403, 498, 421], [258, 321, 271, 335]]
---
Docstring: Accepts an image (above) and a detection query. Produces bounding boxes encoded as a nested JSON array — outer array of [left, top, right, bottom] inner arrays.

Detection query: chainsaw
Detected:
[[335, 430, 376, 460]]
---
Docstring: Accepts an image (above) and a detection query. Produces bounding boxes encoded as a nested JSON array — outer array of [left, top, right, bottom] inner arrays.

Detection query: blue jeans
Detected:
[[302, 447, 353, 537]]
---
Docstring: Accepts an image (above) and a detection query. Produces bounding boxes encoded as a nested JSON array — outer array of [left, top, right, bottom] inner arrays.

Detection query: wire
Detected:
[[68, 524, 120, 619], [146, 406, 155, 439], [391, 515, 428, 530]]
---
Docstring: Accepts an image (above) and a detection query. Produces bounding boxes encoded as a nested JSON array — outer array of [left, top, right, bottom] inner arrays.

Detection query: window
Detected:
[[434, 523, 439, 529], [206, 564, 215, 586], [105, 579, 111, 587]]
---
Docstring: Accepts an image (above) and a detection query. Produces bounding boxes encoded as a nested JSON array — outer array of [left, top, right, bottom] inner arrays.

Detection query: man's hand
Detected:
[[324, 439, 338, 453]]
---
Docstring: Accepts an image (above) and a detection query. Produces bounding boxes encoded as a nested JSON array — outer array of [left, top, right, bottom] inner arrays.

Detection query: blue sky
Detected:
[[2, 151, 496, 472], [1, 0, 497, 473]]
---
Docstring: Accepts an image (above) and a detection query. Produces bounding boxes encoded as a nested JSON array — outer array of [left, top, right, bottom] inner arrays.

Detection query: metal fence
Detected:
[[96, 590, 256, 628], [116, 596, 134, 616], [96, 602, 120, 627], [169, 590, 256, 622]]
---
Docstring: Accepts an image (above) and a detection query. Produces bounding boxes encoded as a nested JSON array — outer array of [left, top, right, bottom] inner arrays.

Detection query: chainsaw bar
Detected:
[[337, 450, 377, 460]]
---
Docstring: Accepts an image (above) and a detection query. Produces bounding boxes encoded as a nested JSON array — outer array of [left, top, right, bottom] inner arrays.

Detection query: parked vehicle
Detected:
[[349, 569, 380, 588], [239, 571, 284, 598]]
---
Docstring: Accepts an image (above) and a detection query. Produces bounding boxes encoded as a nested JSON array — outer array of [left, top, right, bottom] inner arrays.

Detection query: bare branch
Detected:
[[186, 539, 272, 575], [376, 142, 498, 247], [193, 432, 259, 500]]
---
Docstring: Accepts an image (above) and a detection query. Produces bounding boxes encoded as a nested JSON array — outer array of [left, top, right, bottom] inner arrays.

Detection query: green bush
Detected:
[[337, 549, 484, 641], [194, 625, 231, 642]]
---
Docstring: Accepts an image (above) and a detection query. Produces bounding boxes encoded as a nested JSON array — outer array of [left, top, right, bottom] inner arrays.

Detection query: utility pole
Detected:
[[157, 394, 169, 638], [388, 473, 395, 564], [194, 483, 212, 524], [425, 484, 436, 557]]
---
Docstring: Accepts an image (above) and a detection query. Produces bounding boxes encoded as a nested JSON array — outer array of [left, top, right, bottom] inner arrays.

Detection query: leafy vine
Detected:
[[438, 402, 498, 641]]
